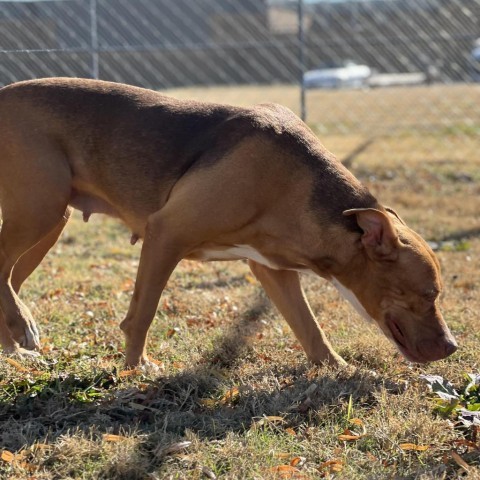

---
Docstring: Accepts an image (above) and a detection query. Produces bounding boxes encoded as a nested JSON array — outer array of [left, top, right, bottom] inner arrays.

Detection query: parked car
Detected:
[[471, 38, 480, 82], [303, 60, 371, 89]]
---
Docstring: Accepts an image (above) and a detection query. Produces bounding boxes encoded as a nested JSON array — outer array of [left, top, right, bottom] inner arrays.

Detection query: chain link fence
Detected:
[[1, 0, 479, 161]]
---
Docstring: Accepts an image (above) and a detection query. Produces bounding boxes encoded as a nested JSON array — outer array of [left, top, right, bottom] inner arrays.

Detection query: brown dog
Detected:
[[0, 78, 457, 367]]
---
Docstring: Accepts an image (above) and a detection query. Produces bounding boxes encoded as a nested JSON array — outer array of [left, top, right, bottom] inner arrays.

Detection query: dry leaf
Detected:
[[17, 460, 37, 473], [119, 368, 140, 378], [252, 415, 285, 429], [1, 450, 15, 463], [349, 418, 364, 426], [318, 460, 343, 473], [285, 428, 296, 436], [366, 452, 378, 462], [338, 429, 364, 442], [5, 358, 29, 373], [268, 465, 305, 478], [199, 398, 216, 408], [452, 439, 479, 451], [103, 434, 127, 442], [290, 456, 306, 468], [221, 386, 239, 404], [120, 279, 134, 292], [450, 450, 470, 472], [399, 443, 430, 451], [166, 328, 179, 338]]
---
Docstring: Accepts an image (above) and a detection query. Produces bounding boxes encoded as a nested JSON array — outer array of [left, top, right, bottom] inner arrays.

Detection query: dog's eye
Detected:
[[423, 289, 439, 302]]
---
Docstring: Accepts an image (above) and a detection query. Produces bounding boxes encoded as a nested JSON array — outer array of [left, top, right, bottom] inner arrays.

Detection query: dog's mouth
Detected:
[[386, 315, 425, 363]]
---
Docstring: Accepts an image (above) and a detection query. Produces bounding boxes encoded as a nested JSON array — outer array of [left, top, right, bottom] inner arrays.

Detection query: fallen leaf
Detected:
[[120, 279, 134, 292], [220, 386, 239, 404], [399, 443, 430, 452], [338, 429, 364, 442], [285, 428, 296, 436], [199, 398, 216, 408], [103, 434, 127, 442], [268, 465, 306, 478], [452, 439, 479, 451], [290, 456, 306, 467], [166, 328, 180, 338], [366, 452, 378, 462], [17, 460, 37, 473], [1, 450, 15, 463], [450, 450, 470, 472], [5, 358, 29, 373], [252, 415, 285, 429], [119, 368, 140, 378], [338, 433, 364, 441], [318, 459, 343, 473], [349, 418, 364, 426]]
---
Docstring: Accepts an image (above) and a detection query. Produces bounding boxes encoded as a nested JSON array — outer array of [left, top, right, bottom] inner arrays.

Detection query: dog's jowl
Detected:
[[0, 78, 457, 367]]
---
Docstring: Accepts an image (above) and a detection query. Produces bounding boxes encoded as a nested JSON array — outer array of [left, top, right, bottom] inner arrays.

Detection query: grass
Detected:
[[0, 84, 479, 479]]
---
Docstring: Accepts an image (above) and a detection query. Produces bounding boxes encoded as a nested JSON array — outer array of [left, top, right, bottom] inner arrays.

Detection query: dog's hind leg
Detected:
[[0, 208, 72, 352], [248, 261, 347, 368], [0, 141, 71, 354]]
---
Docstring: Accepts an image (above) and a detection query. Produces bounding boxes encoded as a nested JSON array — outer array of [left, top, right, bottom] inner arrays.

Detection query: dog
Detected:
[[0, 77, 457, 368]]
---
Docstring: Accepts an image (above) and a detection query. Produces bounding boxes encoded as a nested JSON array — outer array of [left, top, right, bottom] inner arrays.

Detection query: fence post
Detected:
[[90, 0, 99, 79], [298, 0, 306, 122]]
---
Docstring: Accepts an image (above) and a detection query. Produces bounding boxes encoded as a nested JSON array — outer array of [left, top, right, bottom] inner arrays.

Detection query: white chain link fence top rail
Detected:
[[0, 0, 479, 158]]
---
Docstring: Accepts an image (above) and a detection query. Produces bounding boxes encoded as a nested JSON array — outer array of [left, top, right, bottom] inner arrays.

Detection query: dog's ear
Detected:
[[384, 206, 406, 225], [343, 208, 400, 260]]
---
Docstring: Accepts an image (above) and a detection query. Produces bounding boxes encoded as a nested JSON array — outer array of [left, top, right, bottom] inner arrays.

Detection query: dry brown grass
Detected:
[[0, 85, 479, 479]]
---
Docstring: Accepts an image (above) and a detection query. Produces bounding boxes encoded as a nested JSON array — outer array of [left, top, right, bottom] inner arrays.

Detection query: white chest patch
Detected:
[[331, 277, 374, 323], [199, 245, 279, 269]]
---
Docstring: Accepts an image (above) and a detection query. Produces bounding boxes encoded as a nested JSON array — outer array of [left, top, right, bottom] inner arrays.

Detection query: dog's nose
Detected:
[[417, 335, 458, 361], [443, 337, 458, 357]]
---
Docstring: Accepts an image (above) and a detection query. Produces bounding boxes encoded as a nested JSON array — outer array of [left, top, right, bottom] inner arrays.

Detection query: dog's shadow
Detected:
[[0, 293, 400, 478]]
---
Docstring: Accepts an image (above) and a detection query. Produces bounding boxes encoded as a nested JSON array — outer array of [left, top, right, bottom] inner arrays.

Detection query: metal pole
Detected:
[[90, 0, 99, 79], [298, 0, 306, 122]]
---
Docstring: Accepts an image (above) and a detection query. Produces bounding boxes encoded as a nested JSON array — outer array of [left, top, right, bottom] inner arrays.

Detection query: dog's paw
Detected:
[[124, 356, 163, 375], [9, 318, 41, 351], [138, 359, 163, 375], [308, 352, 348, 369], [3, 345, 41, 358], [20, 324, 41, 350]]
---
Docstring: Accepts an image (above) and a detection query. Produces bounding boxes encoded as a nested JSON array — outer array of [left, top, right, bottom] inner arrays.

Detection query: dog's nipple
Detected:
[[130, 234, 139, 246], [83, 212, 91, 223]]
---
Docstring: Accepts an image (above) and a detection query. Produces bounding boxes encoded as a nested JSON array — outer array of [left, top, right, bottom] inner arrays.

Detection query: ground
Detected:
[[0, 85, 479, 479]]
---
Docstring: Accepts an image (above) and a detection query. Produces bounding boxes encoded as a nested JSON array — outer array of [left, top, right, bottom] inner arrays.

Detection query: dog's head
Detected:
[[334, 207, 457, 363]]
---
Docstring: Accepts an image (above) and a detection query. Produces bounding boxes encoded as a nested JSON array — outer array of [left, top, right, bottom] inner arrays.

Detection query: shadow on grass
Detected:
[[0, 292, 398, 478]]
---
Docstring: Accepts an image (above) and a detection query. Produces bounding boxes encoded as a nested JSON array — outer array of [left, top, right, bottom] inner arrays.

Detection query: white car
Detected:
[[303, 61, 371, 89], [471, 39, 480, 82]]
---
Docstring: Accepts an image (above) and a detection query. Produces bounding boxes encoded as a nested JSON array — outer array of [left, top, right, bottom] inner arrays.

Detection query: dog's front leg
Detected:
[[248, 260, 347, 368], [120, 213, 182, 367]]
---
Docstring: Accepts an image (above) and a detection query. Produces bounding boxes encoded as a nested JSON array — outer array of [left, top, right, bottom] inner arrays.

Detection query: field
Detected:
[[0, 85, 479, 479]]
